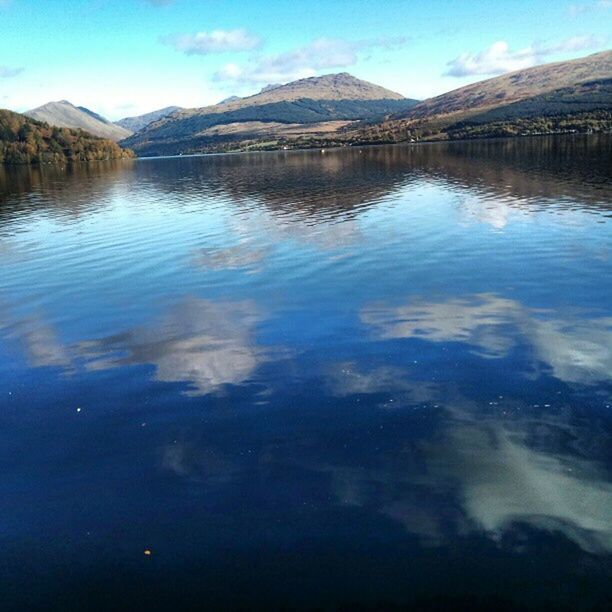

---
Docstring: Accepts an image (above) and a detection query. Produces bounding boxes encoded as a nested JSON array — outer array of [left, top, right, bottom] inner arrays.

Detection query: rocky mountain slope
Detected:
[[25, 100, 132, 141]]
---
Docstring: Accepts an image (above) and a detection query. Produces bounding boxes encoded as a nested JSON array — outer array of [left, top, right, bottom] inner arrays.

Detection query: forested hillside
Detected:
[[25, 100, 132, 141], [0, 110, 135, 164]]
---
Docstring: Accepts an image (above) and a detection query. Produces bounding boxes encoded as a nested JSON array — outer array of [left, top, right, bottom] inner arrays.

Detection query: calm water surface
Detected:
[[1, 136, 611, 610]]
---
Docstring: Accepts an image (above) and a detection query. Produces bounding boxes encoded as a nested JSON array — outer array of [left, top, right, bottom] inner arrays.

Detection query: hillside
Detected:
[[121, 73, 417, 156], [25, 100, 132, 141], [0, 109, 135, 164], [347, 50, 612, 144], [398, 50, 612, 120], [115, 106, 183, 132]]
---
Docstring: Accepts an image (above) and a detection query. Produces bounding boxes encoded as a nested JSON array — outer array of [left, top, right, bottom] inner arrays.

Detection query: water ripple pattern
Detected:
[[0, 135, 611, 610]]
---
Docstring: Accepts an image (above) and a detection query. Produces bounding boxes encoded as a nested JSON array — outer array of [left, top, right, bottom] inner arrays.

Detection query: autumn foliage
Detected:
[[0, 109, 135, 164]]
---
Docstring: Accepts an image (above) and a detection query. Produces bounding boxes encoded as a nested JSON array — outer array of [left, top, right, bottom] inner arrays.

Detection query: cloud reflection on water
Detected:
[[2, 298, 275, 396], [361, 293, 612, 384], [79, 298, 273, 395], [431, 409, 612, 554], [191, 243, 270, 272], [320, 371, 612, 554], [2, 314, 73, 370]]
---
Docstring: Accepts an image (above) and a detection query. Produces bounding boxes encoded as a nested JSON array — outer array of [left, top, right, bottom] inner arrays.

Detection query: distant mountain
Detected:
[[115, 106, 183, 133], [77, 106, 112, 124], [121, 73, 418, 156], [25, 101, 132, 141], [0, 109, 134, 164], [352, 50, 612, 143]]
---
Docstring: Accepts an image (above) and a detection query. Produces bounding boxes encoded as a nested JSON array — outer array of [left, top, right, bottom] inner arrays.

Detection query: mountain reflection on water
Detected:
[[0, 136, 610, 610]]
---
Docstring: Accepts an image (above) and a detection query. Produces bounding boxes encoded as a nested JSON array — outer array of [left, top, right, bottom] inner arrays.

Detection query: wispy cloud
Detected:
[[567, 0, 612, 16], [444, 35, 607, 77], [213, 36, 408, 85], [162, 29, 262, 55], [0, 65, 23, 78]]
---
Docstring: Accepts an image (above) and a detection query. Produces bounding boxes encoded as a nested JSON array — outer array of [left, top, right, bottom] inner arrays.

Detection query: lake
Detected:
[[0, 136, 611, 610]]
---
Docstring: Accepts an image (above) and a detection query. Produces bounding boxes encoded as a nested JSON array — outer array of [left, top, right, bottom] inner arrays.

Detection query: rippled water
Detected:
[[1, 136, 611, 610]]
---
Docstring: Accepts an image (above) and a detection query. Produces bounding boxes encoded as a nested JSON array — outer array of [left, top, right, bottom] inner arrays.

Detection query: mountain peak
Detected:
[[25, 100, 132, 141], [122, 70, 418, 156], [238, 71, 405, 103]]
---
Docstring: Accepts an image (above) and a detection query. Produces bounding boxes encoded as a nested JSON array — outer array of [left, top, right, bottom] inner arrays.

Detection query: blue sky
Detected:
[[0, 0, 610, 120]]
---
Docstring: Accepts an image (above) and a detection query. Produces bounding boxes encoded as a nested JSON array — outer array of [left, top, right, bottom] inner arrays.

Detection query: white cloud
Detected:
[[567, 0, 612, 16], [444, 35, 607, 77], [214, 63, 243, 81], [0, 65, 23, 78], [445, 41, 535, 77], [545, 34, 608, 53], [162, 29, 262, 55], [213, 36, 408, 85]]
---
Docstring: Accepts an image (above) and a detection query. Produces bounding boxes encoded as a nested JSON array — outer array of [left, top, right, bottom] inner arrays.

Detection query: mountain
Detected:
[[351, 50, 612, 143], [399, 50, 611, 120], [25, 100, 132, 141], [0, 109, 134, 164], [259, 84, 282, 94], [115, 106, 183, 133], [237, 72, 406, 103], [121, 73, 418, 156]]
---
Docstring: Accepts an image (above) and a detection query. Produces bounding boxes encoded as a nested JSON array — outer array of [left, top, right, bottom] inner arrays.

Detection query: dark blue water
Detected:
[[1, 136, 611, 610]]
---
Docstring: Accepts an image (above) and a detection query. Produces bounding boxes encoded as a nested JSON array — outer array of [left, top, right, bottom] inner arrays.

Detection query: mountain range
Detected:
[[352, 50, 612, 143], [120, 73, 416, 156], [2, 49, 611, 163]]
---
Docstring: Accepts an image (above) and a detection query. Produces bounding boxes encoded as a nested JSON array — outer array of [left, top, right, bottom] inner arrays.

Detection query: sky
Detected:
[[0, 0, 610, 120]]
